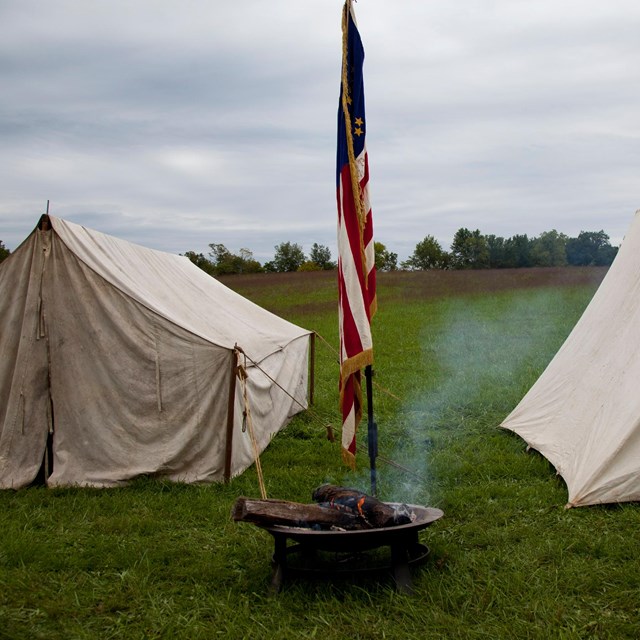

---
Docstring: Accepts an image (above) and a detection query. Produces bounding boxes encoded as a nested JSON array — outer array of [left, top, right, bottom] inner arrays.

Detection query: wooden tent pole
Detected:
[[309, 332, 316, 405], [223, 349, 238, 482]]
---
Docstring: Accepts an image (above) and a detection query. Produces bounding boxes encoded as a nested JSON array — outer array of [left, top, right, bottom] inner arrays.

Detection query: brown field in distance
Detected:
[[219, 266, 608, 310]]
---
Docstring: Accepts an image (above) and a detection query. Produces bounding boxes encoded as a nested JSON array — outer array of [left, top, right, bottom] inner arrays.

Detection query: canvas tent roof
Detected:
[[0, 215, 311, 489], [501, 211, 640, 507]]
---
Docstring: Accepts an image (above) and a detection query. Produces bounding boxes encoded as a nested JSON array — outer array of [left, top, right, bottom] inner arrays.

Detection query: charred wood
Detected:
[[232, 487, 414, 531], [312, 484, 413, 528], [232, 497, 364, 530]]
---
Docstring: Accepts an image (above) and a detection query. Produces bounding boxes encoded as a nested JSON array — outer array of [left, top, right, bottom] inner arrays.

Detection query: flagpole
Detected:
[[365, 364, 378, 496], [337, 0, 377, 485]]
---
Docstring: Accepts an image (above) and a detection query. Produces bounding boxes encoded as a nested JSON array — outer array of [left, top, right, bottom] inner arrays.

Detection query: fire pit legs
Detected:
[[390, 539, 415, 595], [269, 535, 287, 595], [267, 530, 429, 595]]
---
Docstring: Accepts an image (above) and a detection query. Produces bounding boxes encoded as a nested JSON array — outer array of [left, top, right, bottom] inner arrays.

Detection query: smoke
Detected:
[[349, 289, 579, 505]]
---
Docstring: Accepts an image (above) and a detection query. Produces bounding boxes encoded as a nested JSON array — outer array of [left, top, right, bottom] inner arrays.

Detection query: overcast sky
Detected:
[[2, 0, 639, 262]]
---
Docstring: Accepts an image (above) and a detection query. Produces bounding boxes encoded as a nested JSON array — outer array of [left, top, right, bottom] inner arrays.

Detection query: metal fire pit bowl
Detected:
[[259, 504, 443, 595]]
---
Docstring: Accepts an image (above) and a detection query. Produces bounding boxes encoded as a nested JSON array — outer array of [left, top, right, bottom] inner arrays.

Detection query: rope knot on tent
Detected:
[[233, 344, 267, 499]]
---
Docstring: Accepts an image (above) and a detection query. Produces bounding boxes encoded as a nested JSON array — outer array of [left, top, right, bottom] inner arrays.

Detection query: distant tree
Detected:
[[401, 235, 447, 270], [566, 232, 597, 266], [486, 234, 508, 268], [595, 243, 618, 266], [529, 230, 567, 267], [450, 228, 489, 269], [503, 234, 532, 268], [271, 241, 306, 272], [0, 240, 9, 263], [374, 241, 398, 271], [207, 243, 262, 275], [236, 248, 263, 274], [309, 243, 336, 270], [298, 260, 321, 272], [208, 243, 234, 274], [566, 230, 617, 266], [183, 250, 216, 276]]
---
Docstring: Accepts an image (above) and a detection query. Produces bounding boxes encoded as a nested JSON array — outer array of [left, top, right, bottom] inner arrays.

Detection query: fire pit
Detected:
[[233, 489, 443, 594], [262, 503, 443, 594]]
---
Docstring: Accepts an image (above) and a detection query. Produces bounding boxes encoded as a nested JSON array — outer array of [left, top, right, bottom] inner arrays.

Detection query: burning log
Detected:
[[232, 486, 414, 531], [232, 497, 363, 530], [312, 484, 413, 528]]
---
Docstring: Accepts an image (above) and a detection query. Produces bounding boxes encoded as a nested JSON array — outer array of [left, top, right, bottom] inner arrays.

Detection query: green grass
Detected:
[[2, 267, 640, 639]]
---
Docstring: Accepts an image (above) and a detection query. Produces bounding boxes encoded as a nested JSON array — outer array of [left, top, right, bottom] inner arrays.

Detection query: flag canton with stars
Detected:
[[336, 8, 366, 185]]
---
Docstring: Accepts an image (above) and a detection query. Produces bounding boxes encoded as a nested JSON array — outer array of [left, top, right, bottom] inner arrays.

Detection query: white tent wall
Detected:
[[46, 235, 233, 486], [229, 336, 309, 480], [501, 211, 640, 507], [0, 217, 311, 489], [52, 217, 302, 364]]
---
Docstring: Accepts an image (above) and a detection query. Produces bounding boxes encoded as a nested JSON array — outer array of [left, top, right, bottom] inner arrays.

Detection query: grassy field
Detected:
[[2, 267, 639, 639]]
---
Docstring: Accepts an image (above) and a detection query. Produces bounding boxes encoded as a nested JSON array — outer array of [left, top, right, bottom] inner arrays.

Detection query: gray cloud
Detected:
[[2, 0, 640, 262]]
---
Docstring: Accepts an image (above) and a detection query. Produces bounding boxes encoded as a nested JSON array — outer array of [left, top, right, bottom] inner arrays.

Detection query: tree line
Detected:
[[401, 228, 618, 271], [182, 241, 337, 276], [181, 227, 617, 276], [0, 227, 618, 274]]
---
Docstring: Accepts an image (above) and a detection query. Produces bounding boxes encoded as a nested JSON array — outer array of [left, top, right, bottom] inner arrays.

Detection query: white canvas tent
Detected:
[[501, 211, 640, 507], [0, 215, 312, 489]]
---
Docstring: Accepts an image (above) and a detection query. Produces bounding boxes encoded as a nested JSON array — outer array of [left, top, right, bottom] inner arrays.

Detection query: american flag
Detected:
[[337, 0, 376, 469]]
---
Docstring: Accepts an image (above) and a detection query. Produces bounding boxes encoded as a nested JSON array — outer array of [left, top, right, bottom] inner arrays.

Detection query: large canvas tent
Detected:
[[501, 211, 640, 507], [0, 215, 312, 489]]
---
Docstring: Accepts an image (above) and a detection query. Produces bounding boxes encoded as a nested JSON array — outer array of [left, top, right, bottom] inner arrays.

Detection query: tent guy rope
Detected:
[[235, 347, 267, 500], [238, 338, 425, 483]]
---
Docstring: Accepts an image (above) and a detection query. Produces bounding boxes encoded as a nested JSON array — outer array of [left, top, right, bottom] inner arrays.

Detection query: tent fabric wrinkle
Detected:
[[501, 209, 640, 507], [0, 216, 311, 489], [51, 217, 298, 363]]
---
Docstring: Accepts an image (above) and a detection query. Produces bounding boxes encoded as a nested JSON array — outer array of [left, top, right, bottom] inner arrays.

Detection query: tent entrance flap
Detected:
[[0, 227, 53, 487], [35, 431, 54, 485]]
